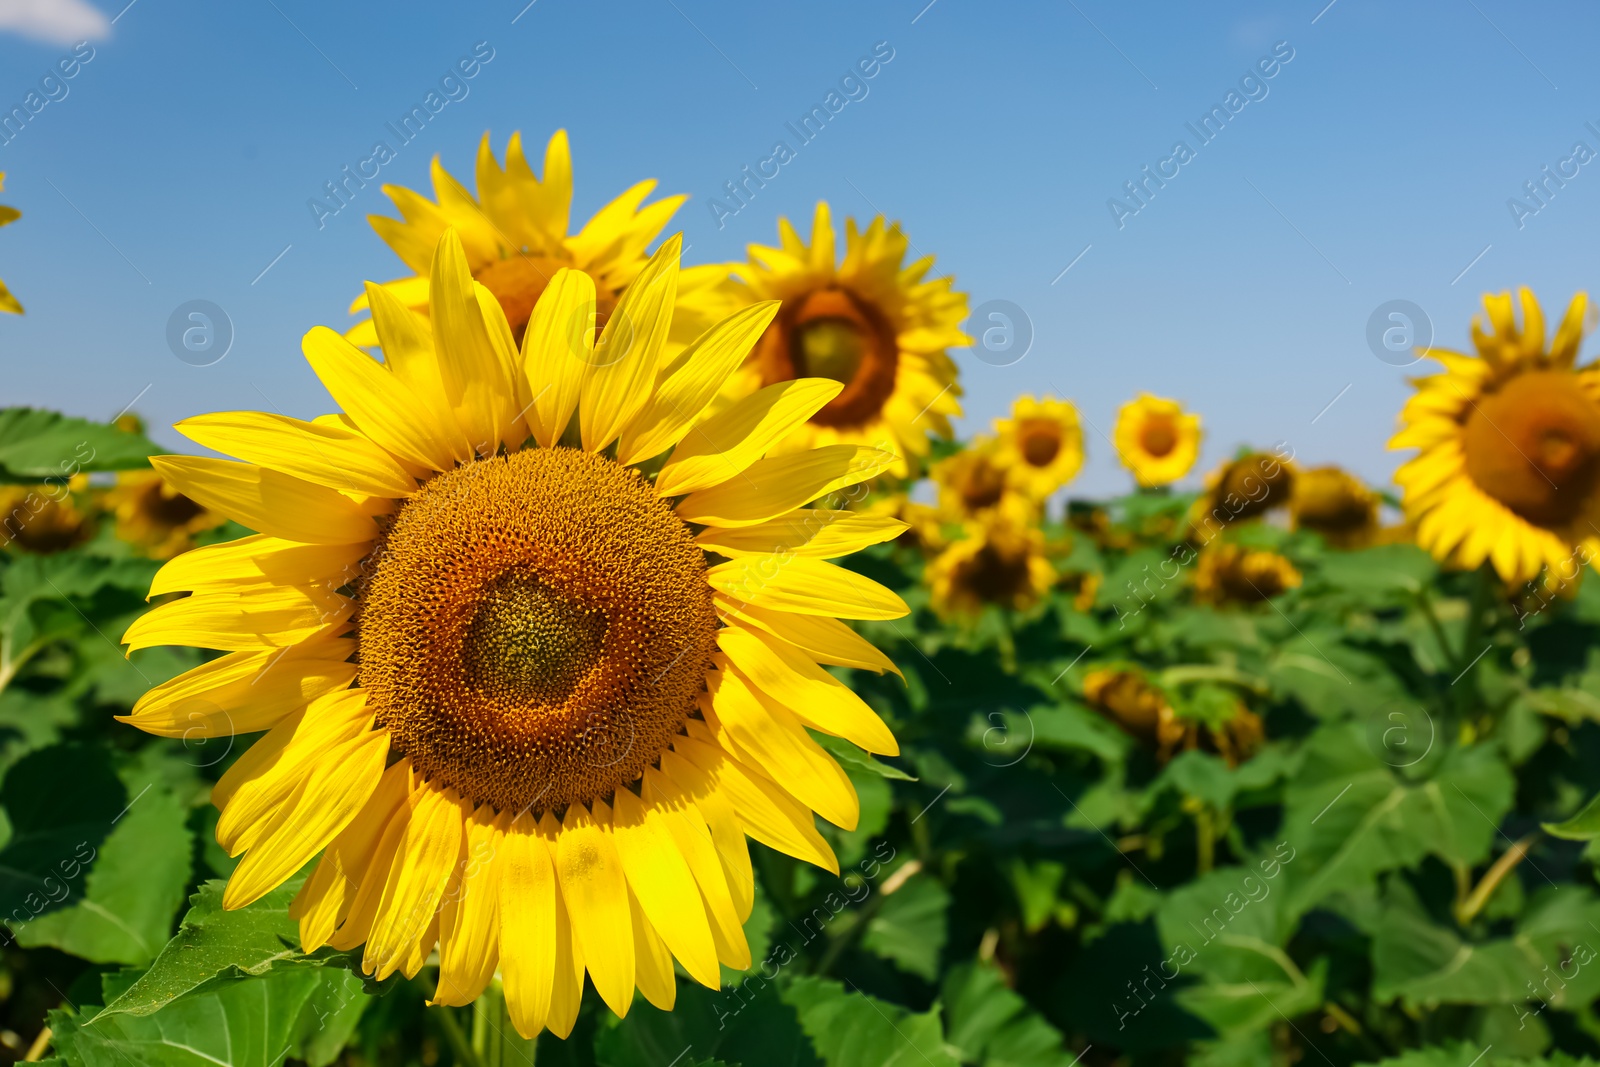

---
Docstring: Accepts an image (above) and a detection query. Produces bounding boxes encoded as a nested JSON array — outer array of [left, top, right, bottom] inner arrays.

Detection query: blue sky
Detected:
[[1, 0, 1597, 496]]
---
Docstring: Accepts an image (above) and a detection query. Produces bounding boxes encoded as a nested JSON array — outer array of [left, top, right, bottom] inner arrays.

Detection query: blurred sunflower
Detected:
[[926, 520, 1055, 618], [1391, 289, 1600, 585], [0, 172, 20, 315], [1194, 543, 1301, 605], [1112, 393, 1201, 487], [121, 230, 909, 1037], [1188, 450, 1296, 536], [1083, 667, 1178, 747], [348, 130, 726, 348], [0, 479, 93, 553], [723, 202, 968, 475], [994, 395, 1084, 500], [868, 495, 947, 555], [103, 469, 224, 559], [1291, 466, 1378, 549], [931, 440, 1035, 525]]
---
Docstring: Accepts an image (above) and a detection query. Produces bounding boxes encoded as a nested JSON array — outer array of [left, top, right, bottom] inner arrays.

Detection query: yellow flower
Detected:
[[1291, 466, 1379, 549], [931, 440, 1036, 526], [1187, 450, 1296, 538], [120, 230, 910, 1037], [1193, 543, 1302, 605], [103, 469, 224, 560], [347, 130, 726, 349], [0, 480, 93, 553], [722, 202, 968, 475], [1083, 667, 1170, 741], [993, 395, 1084, 500], [926, 520, 1055, 618], [867, 494, 947, 554], [0, 172, 20, 315], [1391, 288, 1600, 585], [1111, 393, 1201, 487]]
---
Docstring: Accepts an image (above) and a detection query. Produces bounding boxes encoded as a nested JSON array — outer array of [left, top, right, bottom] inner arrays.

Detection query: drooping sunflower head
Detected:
[[926, 519, 1055, 618], [1193, 542, 1302, 605], [1392, 288, 1600, 584], [348, 130, 727, 349], [0, 479, 93, 554], [994, 394, 1085, 500], [121, 229, 911, 1038], [102, 468, 223, 560], [1187, 450, 1297, 537], [1112, 392, 1201, 488], [0, 172, 20, 315], [1083, 667, 1169, 741], [725, 202, 969, 475], [932, 439, 1035, 525], [1291, 465, 1379, 549]]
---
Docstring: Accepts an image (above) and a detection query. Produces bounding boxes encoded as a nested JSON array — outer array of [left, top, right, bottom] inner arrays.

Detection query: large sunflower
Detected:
[[1112, 393, 1201, 488], [993, 394, 1084, 500], [121, 230, 910, 1038], [722, 202, 968, 475], [347, 130, 726, 348], [1392, 289, 1600, 584], [0, 172, 20, 315]]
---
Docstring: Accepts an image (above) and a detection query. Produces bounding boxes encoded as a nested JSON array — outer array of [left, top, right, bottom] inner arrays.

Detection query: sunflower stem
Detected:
[[470, 980, 536, 1067], [434, 1004, 482, 1067]]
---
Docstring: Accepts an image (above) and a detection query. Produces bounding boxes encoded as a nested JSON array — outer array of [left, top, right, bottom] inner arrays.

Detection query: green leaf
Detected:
[[812, 733, 915, 781], [0, 743, 124, 927], [1544, 789, 1600, 840], [594, 976, 819, 1067], [782, 976, 958, 1067], [942, 960, 1079, 1066], [861, 873, 949, 980], [0, 407, 158, 481], [1312, 543, 1438, 599]]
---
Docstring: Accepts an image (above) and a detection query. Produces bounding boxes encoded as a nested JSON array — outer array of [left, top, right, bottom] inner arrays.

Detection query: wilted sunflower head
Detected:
[[347, 130, 727, 349], [1189, 450, 1297, 536], [1112, 393, 1201, 488], [932, 439, 1035, 525], [0, 171, 19, 315], [926, 520, 1055, 618], [994, 394, 1085, 500], [103, 468, 223, 560], [1392, 288, 1600, 584], [121, 227, 911, 1038], [1194, 542, 1302, 605], [1083, 667, 1169, 740], [723, 202, 969, 476], [0, 480, 93, 554], [1291, 466, 1379, 548]]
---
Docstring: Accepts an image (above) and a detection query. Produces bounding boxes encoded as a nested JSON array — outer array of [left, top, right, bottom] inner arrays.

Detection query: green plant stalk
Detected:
[[471, 980, 537, 1067]]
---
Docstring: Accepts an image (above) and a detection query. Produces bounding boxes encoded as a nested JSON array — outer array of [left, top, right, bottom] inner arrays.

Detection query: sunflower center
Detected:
[[475, 256, 615, 343], [357, 447, 719, 813], [141, 483, 205, 527], [1018, 420, 1061, 467], [961, 458, 1008, 511], [759, 287, 899, 429], [1140, 417, 1178, 458], [1463, 371, 1600, 527], [959, 542, 1033, 604]]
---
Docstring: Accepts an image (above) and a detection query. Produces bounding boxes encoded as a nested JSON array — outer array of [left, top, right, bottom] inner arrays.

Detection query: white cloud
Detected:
[[0, 0, 110, 46]]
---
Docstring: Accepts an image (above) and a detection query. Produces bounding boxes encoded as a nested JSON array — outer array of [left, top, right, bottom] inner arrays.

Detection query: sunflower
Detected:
[[0, 172, 20, 315], [1193, 543, 1301, 605], [931, 439, 1035, 525], [1291, 466, 1379, 549], [926, 520, 1055, 618], [1111, 393, 1201, 488], [1391, 289, 1600, 585], [347, 130, 726, 350], [1187, 450, 1296, 538], [120, 230, 911, 1038], [722, 202, 968, 476], [103, 469, 224, 560], [994, 395, 1084, 500], [1083, 667, 1175, 746], [0, 479, 93, 553]]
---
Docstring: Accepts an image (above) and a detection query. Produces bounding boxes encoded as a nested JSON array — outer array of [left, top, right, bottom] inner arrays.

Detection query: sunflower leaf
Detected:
[[782, 976, 958, 1067], [0, 407, 159, 482]]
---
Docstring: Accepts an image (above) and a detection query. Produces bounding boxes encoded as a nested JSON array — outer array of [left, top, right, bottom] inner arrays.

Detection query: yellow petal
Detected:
[[654, 379, 843, 497], [675, 445, 897, 527], [556, 801, 634, 1017], [629, 888, 677, 1011], [363, 282, 474, 465], [541, 810, 587, 1039], [223, 728, 389, 909], [702, 668, 858, 831], [429, 231, 517, 454], [716, 598, 901, 678], [641, 767, 750, 969], [302, 325, 459, 472], [150, 535, 368, 597], [717, 626, 898, 755], [617, 301, 781, 466], [151, 455, 376, 546], [656, 752, 754, 920], [611, 786, 720, 988], [175, 411, 416, 498], [500, 812, 558, 1039], [434, 806, 504, 1007], [328, 772, 415, 952], [580, 235, 681, 452], [122, 585, 353, 653], [695, 510, 908, 559], [522, 268, 595, 448], [365, 782, 466, 980], [707, 557, 908, 620], [293, 758, 412, 951], [119, 640, 356, 737]]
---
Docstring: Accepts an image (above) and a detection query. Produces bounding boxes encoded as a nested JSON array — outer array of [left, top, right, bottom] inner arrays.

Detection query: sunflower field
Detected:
[[4, 134, 1600, 1067]]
